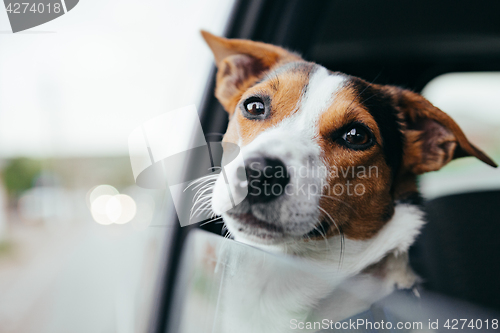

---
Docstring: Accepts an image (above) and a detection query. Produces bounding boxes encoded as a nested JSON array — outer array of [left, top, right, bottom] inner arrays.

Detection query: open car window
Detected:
[[169, 229, 500, 333]]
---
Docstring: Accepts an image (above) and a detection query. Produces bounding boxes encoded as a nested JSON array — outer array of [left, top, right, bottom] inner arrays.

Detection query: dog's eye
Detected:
[[241, 96, 269, 119], [244, 99, 265, 115], [340, 125, 372, 149]]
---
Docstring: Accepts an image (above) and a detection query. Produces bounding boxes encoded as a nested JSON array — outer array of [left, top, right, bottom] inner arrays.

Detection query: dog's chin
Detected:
[[224, 212, 286, 245], [223, 212, 320, 246]]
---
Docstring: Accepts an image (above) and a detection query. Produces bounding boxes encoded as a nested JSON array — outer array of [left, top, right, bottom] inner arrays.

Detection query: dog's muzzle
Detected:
[[240, 156, 290, 204]]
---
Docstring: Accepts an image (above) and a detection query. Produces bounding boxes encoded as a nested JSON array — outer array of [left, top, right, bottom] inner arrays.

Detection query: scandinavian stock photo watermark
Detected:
[[245, 160, 379, 200]]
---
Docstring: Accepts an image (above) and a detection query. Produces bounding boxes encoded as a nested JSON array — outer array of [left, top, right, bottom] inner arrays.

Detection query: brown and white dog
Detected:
[[200, 31, 497, 332]]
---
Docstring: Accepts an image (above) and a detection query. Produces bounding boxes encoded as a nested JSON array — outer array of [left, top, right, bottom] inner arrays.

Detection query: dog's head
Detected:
[[202, 31, 497, 251]]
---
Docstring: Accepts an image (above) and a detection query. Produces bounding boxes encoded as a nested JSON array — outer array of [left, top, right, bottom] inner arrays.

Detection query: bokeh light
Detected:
[[88, 185, 137, 225]]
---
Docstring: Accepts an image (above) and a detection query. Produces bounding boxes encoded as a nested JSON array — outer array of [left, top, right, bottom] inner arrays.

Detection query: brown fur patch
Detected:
[[234, 65, 313, 146], [215, 54, 267, 114], [316, 87, 394, 240], [201, 30, 301, 115], [384, 86, 497, 173]]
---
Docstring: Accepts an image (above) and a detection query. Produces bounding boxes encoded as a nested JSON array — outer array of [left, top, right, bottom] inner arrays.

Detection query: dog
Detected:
[[199, 31, 497, 332]]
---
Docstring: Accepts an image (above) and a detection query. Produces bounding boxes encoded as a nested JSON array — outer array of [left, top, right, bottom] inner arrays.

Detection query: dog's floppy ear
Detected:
[[385, 86, 497, 174], [201, 30, 300, 114]]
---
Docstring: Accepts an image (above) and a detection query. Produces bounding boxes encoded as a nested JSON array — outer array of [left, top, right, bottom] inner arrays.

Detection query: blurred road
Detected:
[[0, 219, 166, 333]]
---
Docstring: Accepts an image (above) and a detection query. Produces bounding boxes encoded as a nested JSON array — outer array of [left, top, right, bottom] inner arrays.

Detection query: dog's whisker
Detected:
[[192, 179, 214, 194], [184, 173, 218, 192], [314, 219, 332, 260], [318, 219, 329, 248], [185, 180, 212, 197], [192, 183, 216, 203], [191, 193, 210, 210], [200, 216, 222, 227], [303, 219, 327, 243], [317, 206, 340, 235], [339, 225, 345, 269], [194, 193, 214, 208], [193, 191, 214, 208], [189, 175, 218, 219], [191, 183, 215, 212], [190, 199, 213, 219], [194, 208, 215, 218], [190, 194, 213, 218], [190, 177, 217, 193], [193, 200, 214, 217], [223, 229, 233, 240], [184, 176, 211, 192], [199, 216, 223, 227], [221, 224, 228, 236], [317, 206, 344, 269], [308, 220, 329, 246], [319, 194, 362, 219]]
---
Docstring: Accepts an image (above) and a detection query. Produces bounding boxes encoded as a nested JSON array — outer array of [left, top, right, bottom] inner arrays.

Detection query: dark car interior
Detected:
[[152, 1, 500, 332]]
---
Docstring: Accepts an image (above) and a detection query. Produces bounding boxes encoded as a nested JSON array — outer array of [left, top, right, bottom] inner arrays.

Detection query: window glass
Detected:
[[420, 73, 500, 199], [170, 229, 495, 333], [170, 230, 347, 333]]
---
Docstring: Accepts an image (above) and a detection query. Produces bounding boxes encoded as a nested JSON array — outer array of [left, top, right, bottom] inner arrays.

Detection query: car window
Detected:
[[169, 230, 354, 333], [170, 229, 499, 333]]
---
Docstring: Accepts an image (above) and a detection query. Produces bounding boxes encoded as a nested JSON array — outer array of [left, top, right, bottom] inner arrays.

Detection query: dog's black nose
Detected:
[[241, 156, 290, 203]]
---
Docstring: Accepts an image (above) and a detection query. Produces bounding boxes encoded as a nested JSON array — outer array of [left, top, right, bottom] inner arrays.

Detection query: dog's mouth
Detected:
[[227, 212, 284, 234], [225, 211, 332, 243], [304, 220, 332, 239]]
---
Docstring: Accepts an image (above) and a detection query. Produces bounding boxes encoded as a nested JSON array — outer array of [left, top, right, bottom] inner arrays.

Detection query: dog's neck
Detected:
[[235, 202, 425, 275], [221, 203, 424, 333]]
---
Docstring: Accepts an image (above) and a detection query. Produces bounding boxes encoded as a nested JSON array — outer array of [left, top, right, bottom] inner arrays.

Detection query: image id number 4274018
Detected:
[[443, 319, 498, 330], [6, 2, 62, 14]]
